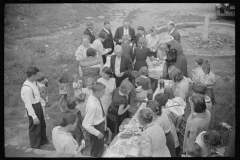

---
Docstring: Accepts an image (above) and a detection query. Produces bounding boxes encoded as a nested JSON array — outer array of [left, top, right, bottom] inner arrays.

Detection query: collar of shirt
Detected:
[[169, 27, 175, 35], [104, 28, 109, 34], [193, 111, 208, 119], [57, 127, 73, 137], [143, 122, 155, 131], [88, 28, 94, 35]]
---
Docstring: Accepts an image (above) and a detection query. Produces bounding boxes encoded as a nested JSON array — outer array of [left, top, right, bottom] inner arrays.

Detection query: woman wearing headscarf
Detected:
[[160, 34, 188, 77]]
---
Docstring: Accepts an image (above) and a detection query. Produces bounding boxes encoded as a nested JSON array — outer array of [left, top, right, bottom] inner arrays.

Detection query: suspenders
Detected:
[[23, 83, 36, 100]]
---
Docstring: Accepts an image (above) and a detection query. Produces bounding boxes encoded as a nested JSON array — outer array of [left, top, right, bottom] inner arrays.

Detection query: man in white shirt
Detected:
[[21, 66, 49, 149], [82, 82, 106, 157], [146, 26, 160, 54]]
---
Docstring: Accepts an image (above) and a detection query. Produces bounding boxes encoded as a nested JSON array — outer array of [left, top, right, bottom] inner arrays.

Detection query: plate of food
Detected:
[[124, 124, 133, 130], [118, 130, 132, 139], [119, 139, 133, 149]]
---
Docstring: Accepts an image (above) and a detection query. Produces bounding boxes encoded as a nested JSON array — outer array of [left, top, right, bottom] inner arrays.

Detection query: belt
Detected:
[[93, 119, 105, 127]]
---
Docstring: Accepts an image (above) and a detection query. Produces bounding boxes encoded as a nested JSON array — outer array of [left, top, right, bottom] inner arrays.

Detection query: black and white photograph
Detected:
[[4, 3, 235, 157]]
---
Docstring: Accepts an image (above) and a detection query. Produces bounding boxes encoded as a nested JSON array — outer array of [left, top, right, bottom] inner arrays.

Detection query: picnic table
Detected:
[[102, 103, 147, 157]]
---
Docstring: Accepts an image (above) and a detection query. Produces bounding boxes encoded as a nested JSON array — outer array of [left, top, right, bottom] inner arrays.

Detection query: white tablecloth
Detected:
[[147, 58, 165, 80]]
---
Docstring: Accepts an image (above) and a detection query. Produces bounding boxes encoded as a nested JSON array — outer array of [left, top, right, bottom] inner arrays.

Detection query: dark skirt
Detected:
[[134, 60, 148, 71], [206, 88, 216, 104], [178, 103, 191, 149], [169, 53, 188, 78]]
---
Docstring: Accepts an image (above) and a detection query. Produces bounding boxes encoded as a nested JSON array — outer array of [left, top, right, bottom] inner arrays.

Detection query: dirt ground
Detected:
[[4, 3, 235, 156]]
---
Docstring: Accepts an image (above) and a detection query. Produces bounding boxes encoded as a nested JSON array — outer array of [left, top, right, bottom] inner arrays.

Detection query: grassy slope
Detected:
[[4, 4, 235, 153]]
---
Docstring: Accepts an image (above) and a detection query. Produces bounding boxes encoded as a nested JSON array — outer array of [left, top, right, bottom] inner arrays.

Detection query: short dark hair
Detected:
[[67, 97, 78, 110], [86, 48, 97, 57], [98, 32, 108, 40], [154, 93, 168, 116], [26, 66, 40, 78], [164, 88, 175, 99], [104, 21, 110, 25], [60, 113, 77, 127], [128, 70, 140, 85], [92, 82, 106, 93], [139, 109, 153, 124], [203, 130, 222, 147], [102, 67, 113, 77], [123, 19, 129, 23], [191, 95, 206, 113]]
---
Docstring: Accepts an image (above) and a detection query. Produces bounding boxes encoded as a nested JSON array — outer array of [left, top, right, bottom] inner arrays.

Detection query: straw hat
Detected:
[[161, 35, 174, 43], [167, 21, 175, 26]]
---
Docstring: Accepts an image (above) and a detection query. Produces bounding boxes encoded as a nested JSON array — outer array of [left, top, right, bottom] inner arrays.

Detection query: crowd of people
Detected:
[[20, 19, 234, 157]]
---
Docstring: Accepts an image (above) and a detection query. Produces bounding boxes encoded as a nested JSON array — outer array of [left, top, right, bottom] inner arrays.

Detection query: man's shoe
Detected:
[[40, 140, 50, 146]]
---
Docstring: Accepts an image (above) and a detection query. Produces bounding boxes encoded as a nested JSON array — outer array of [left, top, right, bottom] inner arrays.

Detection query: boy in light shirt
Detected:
[[192, 58, 204, 84]]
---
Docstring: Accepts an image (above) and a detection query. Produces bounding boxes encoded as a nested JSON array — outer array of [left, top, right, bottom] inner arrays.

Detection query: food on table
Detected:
[[119, 131, 132, 139], [119, 139, 133, 149], [124, 124, 133, 130]]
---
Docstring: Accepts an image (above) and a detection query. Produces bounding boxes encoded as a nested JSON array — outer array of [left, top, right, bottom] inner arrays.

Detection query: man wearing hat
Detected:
[[21, 66, 49, 149], [161, 34, 188, 78], [167, 21, 181, 44], [83, 22, 95, 43], [135, 26, 146, 47], [114, 19, 136, 45], [99, 21, 115, 64]]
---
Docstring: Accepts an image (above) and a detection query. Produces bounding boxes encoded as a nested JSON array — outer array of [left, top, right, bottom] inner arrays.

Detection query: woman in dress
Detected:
[[52, 113, 85, 155], [150, 95, 176, 157], [133, 37, 151, 71], [138, 108, 170, 157], [107, 79, 133, 136], [97, 67, 116, 129], [78, 48, 102, 86], [182, 95, 211, 155], [127, 70, 146, 118], [135, 26, 147, 47], [75, 35, 94, 61], [160, 34, 188, 77]]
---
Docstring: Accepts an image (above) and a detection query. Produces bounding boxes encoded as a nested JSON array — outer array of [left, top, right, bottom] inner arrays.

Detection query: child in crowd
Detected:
[[82, 77, 93, 102], [121, 34, 134, 62], [186, 130, 221, 157], [36, 73, 50, 119], [57, 64, 69, 112], [137, 66, 152, 104], [72, 74, 83, 98], [200, 61, 216, 104], [65, 97, 85, 148], [192, 58, 204, 84]]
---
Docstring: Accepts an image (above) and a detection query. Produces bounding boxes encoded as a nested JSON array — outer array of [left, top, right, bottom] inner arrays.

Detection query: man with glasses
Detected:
[[114, 19, 136, 45]]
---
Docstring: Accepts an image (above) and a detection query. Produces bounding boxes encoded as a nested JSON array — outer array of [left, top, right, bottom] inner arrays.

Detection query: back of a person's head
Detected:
[[75, 93, 85, 103], [139, 66, 148, 76], [191, 95, 207, 113], [122, 34, 131, 43], [86, 48, 97, 57], [119, 79, 133, 95], [102, 66, 113, 77], [139, 108, 153, 124], [147, 100, 161, 115], [168, 66, 183, 82], [203, 130, 222, 147], [154, 93, 168, 115], [186, 142, 202, 157], [60, 113, 77, 127], [164, 88, 175, 99], [128, 70, 140, 84], [67, 97, 78, 110], [92, 82, 106, 93], [26, 66, 40, 78]]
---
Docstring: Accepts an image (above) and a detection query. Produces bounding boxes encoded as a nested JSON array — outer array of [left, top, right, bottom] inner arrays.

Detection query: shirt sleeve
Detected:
[[82, 105, 100, 137], [140, 131, 152, 157], [22, 87, 37, 119]]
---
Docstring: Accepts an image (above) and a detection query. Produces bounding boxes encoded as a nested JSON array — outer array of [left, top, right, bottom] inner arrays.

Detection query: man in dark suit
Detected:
[[99, 21, 114, 64], [114, 19, 136, 45], [167, 21, 181, 44], [110, 45, 133, 88], [83, 22, 95, 43]]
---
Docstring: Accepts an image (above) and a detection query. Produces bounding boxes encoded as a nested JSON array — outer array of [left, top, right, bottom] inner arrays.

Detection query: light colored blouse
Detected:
[[172, 77, 190, 101], [192, 66, 204, 84], [195, 131, 210, 157], [153, 109, 172, 134], [75, 44, 94, 61], [146, 34, 160, 49], [199, 71, 216, 88], [140, 122, 171, 157], [52, 126, 79, 155]]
